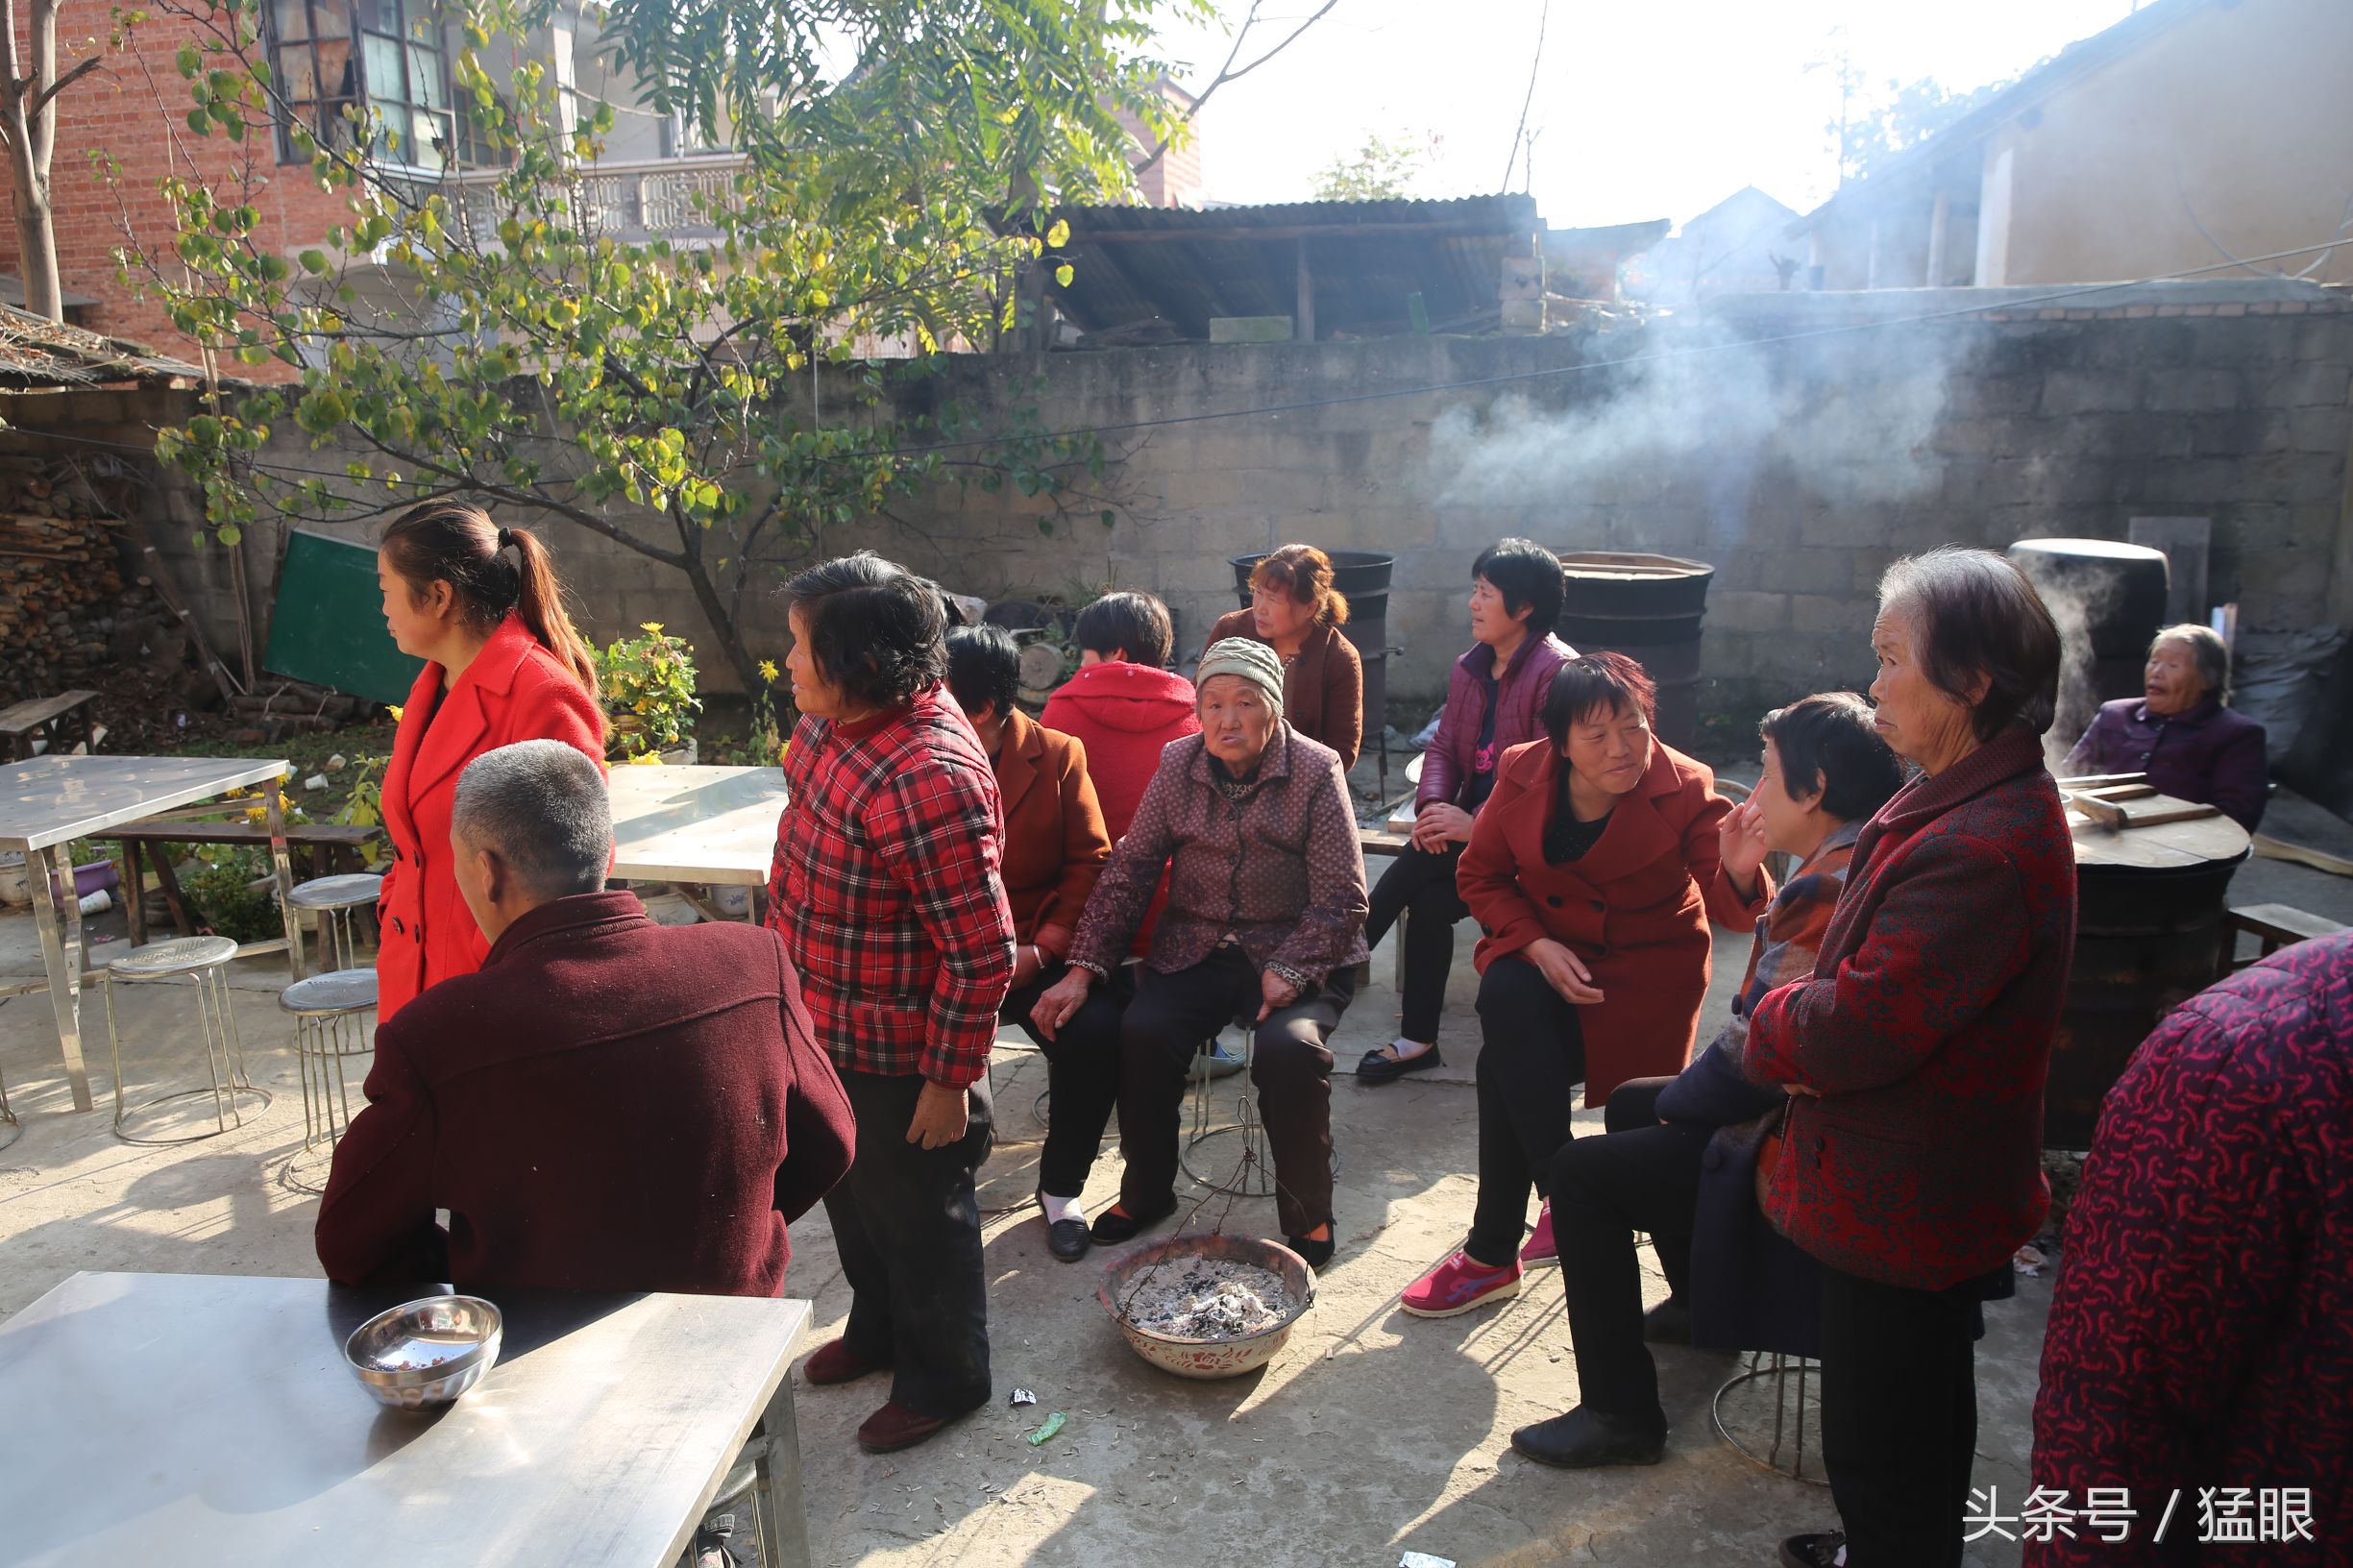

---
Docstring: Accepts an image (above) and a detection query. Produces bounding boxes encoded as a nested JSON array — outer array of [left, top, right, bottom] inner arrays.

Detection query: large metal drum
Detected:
[[1231, 551, 1394, 744], [2007, 538, 2172, 706], [2047, 808, 2250, 1148], [1553, 551, 1715, 752]]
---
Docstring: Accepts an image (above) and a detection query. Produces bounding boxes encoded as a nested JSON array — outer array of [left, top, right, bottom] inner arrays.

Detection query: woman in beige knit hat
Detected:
[[1032, 638, 1370, 1266]]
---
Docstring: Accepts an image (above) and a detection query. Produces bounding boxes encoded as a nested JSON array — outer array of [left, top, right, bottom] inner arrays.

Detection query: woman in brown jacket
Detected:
[[944, 628, 1122, 1262], [1401, 652, 1765, 1316], [1205, 543, 1364, 770]]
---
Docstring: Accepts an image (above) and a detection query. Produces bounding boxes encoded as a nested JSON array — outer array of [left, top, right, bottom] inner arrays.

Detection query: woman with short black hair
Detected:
[[1400, 650, 1763, 1315], [1040, 591, 1199, 844], [944, 625, 1124, 1262], [1357, 539, 1576, 1086], [767, 551, 1014, 1456], [1752, 547, 2074, 1568]]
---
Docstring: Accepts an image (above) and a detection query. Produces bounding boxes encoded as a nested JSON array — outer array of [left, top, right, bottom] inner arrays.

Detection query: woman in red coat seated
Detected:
[[1748, 548, 2073, 1568], [373, 502, 605, 1021], [1401, 651, 1766, 1317]]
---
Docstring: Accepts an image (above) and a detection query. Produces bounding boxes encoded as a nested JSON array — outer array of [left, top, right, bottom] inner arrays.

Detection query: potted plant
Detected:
[[597, 623, 704, 763]]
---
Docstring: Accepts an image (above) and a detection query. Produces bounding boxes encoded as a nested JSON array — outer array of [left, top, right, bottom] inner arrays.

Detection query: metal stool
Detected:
[[1712, 1352, 1826, 1485], [279, 967, 379, 1193], [104, 936, 271, 1145], [1184, 1024, 1274, 1196], [285, 873, 383, 972], [0, 1061, 18, 1153]]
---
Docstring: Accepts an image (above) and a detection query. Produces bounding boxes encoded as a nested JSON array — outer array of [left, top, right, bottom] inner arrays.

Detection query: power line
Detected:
[[17, 237, 2348, 490]]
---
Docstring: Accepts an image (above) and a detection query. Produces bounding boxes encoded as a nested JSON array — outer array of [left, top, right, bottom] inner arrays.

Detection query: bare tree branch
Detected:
[[1132, 0, 1341, 181]]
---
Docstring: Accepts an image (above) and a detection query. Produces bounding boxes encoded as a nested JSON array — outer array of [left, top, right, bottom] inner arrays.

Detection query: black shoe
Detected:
[[1355, 1044, 1441, 1086], [1090, 1194, 1178, 1244], [1777, 1531, 1846, 1568], [1642, 1298, 1693, 1345], [1285, 1221, 1336, 1269], [1039, 1193, 1091, 1262], [1509, 1406, 1666, 1469]]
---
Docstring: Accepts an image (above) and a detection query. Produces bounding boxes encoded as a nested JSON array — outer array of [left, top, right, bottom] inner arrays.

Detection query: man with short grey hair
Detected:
[[317, 741, 855, 1297]]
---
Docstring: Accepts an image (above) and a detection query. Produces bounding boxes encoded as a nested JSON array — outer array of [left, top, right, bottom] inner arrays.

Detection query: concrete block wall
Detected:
[[85, 280, 2353, 732]]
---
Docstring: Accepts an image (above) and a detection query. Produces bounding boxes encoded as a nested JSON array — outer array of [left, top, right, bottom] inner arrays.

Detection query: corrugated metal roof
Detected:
[[1047, 195, 1543, 342], [0, 304, 209, 389]]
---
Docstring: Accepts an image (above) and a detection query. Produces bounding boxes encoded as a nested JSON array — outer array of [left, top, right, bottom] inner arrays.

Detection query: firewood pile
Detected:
[[0, 468, 130, 705]]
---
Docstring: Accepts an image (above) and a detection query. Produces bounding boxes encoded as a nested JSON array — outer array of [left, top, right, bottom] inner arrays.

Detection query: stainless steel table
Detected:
[[0, 1271, 816, 1568], [608, 764, 788, 922], [0, 755, 303, 1111]]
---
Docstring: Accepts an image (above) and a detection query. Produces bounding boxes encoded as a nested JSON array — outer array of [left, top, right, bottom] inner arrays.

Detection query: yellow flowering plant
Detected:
[[749, 658, 787, 768], [595, 623, 702, 759]]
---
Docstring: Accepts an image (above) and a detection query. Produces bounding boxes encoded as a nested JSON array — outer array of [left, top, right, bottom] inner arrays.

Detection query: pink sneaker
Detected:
[[1401, 1249, 1523, 1318], [1520, 1203, 1558, 1269]]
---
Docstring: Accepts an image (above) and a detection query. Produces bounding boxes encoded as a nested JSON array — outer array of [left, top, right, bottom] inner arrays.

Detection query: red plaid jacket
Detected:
[[766, 686, 1014, 1089]]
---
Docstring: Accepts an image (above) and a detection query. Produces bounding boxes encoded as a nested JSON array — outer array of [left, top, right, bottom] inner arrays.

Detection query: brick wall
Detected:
[[71, 279, 2353, 731], [2, 0, 352, 365]]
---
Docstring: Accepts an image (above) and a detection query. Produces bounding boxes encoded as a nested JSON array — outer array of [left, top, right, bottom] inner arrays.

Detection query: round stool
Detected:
[[1185, 1025, 1275, 1197], [278, 968, 379, 1193], [286, 873, 383, 972], [105, 936, 272, 1146], [1712, 1352, 1827, 1485]]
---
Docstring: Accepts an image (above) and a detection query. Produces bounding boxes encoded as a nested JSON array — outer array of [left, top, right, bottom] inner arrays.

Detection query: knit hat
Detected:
[[1196, 637, 1287, 714]]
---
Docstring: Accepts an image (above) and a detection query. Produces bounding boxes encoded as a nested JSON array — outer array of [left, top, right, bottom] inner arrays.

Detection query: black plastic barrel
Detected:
[[1231, 551, 1393, 743], [2007, 538, 2172, 705], [1553, 551, 1715, 752], [2045, 854, 2243, 1148]]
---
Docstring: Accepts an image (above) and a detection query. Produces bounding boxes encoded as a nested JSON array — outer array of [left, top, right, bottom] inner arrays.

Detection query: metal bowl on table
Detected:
[[343, 1294, 503, 1410], [1099, 1233, 1316, 1381]]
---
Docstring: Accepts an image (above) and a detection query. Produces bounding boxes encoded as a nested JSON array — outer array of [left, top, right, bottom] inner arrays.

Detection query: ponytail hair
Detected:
[[380, 502, 601, 699]]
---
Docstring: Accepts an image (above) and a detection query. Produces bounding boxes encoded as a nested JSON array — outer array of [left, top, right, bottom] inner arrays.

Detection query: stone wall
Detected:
[[92, 277, 2353, 733]]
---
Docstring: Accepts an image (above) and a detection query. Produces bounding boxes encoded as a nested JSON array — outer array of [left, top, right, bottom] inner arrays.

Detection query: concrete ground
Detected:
[[2, 788, 2348, 1567]]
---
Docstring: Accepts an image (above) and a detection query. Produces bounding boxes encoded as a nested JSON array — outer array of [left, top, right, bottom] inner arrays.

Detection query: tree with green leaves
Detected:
[[1311, 129, 1425, 202], [117, 0, 1200, 693]]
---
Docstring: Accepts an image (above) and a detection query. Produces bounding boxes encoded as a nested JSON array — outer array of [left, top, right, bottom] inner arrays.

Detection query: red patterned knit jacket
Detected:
[[1743, 725, 2076, 1289], [2029, 933, 2353, 1567]]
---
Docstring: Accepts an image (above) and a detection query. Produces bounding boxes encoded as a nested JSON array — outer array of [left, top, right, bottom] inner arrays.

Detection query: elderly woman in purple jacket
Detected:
[[2062, 623, 2267, 830], [1356, 540, 1576, 1086]]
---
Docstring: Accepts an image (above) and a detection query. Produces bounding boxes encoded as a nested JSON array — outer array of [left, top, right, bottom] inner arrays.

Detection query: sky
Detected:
[[1149, 0, 2147, 228]]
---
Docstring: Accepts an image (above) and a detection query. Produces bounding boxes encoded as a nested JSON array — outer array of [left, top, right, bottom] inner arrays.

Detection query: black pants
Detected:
[[1003, 961, 1129, 1199], [1466, 954, 1587, 1265], [1115, 945, 1355, 1238], [822, 1069, 994, 1417], [1818, 1264, 1980, 1568], [1545, 1076, 1707, 1428], [1365, 843, 1470, 1044]]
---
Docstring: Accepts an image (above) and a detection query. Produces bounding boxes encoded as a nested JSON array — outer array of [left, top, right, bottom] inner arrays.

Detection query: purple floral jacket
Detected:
[[1068, 726, 1370, 986], [1416, 633, 1578, 814]]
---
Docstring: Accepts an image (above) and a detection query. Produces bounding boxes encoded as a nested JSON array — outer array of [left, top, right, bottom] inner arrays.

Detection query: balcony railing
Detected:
[[436, 154, 748, 246]]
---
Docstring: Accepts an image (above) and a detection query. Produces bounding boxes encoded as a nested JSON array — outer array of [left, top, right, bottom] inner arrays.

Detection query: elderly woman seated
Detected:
[[2062, 622, 2267, 830], [1032, 638, 1369, 1266]]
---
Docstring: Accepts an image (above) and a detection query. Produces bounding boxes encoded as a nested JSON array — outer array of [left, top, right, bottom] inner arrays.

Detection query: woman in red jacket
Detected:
[[1748, 548, 2071, 1568], [1402, 652, 1763, 1316], [373, 502, 605, 1021]]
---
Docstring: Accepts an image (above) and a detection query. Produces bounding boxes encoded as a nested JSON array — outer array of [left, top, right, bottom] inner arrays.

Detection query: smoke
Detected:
[[1422, 320, 1972, 536], [2013, 555, 2122, 776]]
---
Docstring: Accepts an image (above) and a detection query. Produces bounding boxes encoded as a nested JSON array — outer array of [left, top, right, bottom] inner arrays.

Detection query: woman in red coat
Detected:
[[1402, 652, 1764, 1317], [1749, 549, 2071, 1568], [373, 502, 605, 1021]]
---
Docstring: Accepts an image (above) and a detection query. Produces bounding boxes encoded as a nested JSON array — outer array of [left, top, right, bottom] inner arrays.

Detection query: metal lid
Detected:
[[286, 873, 385, 910], [278, 967, 380, 1015], [109, 935, 239, 976]]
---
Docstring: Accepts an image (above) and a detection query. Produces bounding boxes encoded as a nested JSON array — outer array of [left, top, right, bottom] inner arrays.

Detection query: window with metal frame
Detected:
[[267, 0, 453, 170]]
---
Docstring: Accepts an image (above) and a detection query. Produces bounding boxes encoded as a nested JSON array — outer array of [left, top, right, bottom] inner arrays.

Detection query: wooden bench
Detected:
[[96, 821, 381, 949], [0, 689, 97, 761], [2228, 902, 2349, 968]]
